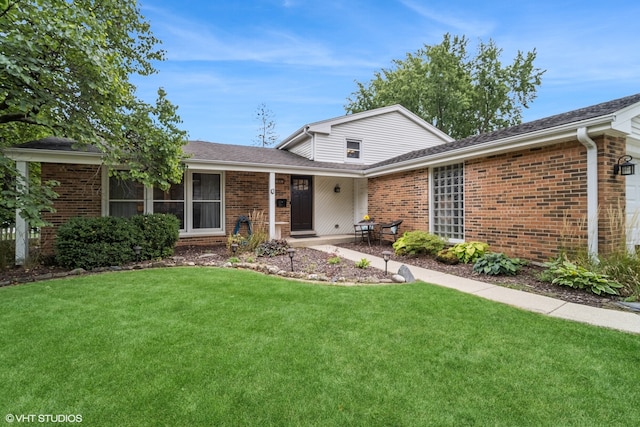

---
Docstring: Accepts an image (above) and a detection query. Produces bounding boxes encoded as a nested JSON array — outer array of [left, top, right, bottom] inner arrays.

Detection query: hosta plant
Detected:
[[451, 241, 489, 264], [473, 252, 526, 276], [542, 259, 623, 296]]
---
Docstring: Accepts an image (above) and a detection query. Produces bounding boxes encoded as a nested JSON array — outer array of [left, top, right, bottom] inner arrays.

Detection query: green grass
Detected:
[[1, 268, 639, 426]]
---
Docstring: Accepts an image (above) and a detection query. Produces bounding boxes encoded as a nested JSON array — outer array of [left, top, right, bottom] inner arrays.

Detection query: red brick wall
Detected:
[[39, 136, 628, 263], [40, 163, 103, 254], [40, 166, 290, 252], [177, 172, 291, 248], [597, 134, 627, 254], [465, 142, 589, 260], [368, 168, 430, 234], [367, 137, 627, 262]]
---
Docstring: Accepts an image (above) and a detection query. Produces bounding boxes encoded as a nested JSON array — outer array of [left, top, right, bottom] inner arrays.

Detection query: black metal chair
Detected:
[[379, 219, 403, 244], [354, 219, 375, 245]]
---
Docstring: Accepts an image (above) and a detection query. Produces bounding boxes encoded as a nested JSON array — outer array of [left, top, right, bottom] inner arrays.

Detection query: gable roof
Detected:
[[6, 93, 640, 177], [185, 140, 367, 175], [276, 104, 454, 150], [367, 93, 640, 172]]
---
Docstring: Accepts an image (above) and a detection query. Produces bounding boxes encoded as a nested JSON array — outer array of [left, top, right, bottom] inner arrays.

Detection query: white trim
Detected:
[[14, 161, 29, 265], [345, 137, 363, 163], [276, 104, 454, 150], [4, 148, 103, 165], [104, 169, 226, 235]]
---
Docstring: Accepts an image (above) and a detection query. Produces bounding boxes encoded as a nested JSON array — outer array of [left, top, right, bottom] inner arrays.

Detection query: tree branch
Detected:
[[0, 113, 39, 125]]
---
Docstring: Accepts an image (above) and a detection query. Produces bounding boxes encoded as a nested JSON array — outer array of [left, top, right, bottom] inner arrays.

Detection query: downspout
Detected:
[[303, 126, 315, 160], [577, 127, 598, 260]]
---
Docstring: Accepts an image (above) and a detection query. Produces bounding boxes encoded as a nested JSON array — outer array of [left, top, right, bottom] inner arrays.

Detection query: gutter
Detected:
[[365, 114, 617, 177], [577, 127, 599, 260]]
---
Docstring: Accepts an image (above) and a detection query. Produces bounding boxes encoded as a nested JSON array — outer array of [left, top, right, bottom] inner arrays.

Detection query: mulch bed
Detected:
[[0, 242, 629, 312]]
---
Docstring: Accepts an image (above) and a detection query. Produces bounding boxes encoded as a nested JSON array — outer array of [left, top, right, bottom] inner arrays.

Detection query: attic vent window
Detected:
[[346, 139, 361, 160]]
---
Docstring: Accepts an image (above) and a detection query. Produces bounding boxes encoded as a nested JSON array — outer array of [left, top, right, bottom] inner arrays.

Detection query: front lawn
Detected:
[[1, 268, 638, 426]]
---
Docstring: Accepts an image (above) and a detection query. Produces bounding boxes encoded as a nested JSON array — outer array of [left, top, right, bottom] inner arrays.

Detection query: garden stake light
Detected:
[[133, 245, 142, 262], [287, 248, 296, 272], [231, 243, 238, 255], [382, 251, 391, 275]]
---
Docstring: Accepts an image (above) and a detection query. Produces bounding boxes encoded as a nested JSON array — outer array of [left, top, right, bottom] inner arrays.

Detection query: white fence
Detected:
[[0, 227, 40, 241]]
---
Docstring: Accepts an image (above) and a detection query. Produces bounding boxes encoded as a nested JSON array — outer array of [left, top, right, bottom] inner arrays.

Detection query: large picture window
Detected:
[[192, 173, 221, 229], [432, 164, 464, 240], [108, 177, 144, 218], [107, 171, 223, 233], [153, 182, 185, 229]]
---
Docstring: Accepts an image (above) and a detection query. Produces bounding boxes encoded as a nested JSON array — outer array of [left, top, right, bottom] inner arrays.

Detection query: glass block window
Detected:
[[432, 164, 464, 240]]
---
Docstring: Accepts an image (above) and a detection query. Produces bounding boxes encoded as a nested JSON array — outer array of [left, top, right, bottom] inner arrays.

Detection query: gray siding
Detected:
[[313, 111, 447, 165]]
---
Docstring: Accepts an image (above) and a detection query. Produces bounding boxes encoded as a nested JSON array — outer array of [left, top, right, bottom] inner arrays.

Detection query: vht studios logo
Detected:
[[5, 414, 83, 423]]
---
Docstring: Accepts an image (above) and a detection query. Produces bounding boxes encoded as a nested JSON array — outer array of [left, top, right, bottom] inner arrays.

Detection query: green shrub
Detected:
[[392, 231, 445, 255], [129, 214, 180, 259], [435, 248, 459, 265], [0, 240, 13, 270], [542, 258, 623, 296], [327, 255, 342, 265], [355, 258, 371, 269], [227, 233, 248, 253], [255, 239, 289, 257], [598, 251, 640, 298], [55, 214, 180, 270], [56, 216, 137, 269], [451, 241, 489, 264], [473, 252, 526, 276]]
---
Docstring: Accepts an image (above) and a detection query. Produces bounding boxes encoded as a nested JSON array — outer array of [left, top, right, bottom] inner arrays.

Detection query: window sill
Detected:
[[179, 230, 226, 238]]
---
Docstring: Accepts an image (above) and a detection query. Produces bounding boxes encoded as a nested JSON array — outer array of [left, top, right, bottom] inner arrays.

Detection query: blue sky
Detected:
[[133, 0, 640, 146]]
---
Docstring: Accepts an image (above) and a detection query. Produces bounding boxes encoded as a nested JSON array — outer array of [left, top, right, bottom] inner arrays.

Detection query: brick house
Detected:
[[6, 94, 640, 264]]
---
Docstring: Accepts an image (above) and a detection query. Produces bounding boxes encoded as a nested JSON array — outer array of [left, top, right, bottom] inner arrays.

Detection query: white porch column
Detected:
[[15, 161, 29, 265], [268, 172, 276, 239]]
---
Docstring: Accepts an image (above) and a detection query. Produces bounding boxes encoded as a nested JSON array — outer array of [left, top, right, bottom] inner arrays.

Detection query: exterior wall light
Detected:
[[614, 155, 635, 176], [334, 184, 341, 193]]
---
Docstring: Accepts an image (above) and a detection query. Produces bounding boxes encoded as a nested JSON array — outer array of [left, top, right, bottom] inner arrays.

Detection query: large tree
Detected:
[[0, 0, 187, 226], [345, 34, 545, 139]]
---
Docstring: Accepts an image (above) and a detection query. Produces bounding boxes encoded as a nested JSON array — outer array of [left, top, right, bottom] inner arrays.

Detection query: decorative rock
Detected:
[[616, 302, 640, 312], [308, 274, 319, 281], [398, 265, 415, 283], [267, 266, 280, 274], [69, 268, 86, 275], [197, 253, 217, 259], [391, 274, 406, 283]]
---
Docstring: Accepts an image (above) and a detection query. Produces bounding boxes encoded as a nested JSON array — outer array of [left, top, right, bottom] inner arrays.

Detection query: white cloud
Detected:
[[398, 0, 495, 36]]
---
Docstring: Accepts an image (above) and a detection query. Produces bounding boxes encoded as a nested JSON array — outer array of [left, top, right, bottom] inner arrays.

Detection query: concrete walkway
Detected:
[[310, 244, 640, 335]]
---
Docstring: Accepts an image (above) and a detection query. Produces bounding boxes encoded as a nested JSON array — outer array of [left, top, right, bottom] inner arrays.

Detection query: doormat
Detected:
[[290, 234, 317, 238]]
